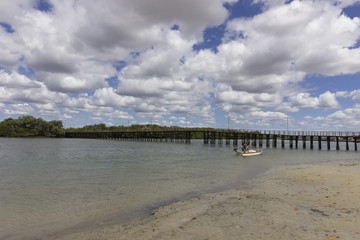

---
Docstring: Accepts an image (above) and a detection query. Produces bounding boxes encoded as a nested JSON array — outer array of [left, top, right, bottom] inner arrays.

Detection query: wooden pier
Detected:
[[65, 129, 360, 151]]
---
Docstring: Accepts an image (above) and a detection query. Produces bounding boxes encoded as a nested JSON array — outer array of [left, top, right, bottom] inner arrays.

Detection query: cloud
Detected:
[[0, 83, 69, 105], [187, 0, 360, 116], [228, 1, 360, 76], [117, 75, 214, 119], [116, 29, 215, 120], [0, 0, 233, 93], [4, 103, 34, 115], [328, 104, 360, 121], [186, 1, 360, 115], [0, 23, 23, 69], [215, 84, 283, 111], [318, 91, 341, 108], [335, 91, 350, 98], [350, 89, 360, 100], [0, 70, 41, 88], [0, 0, 233, 94], [210, 0, 360, 114], [231, 110, 289, 129], [71, 0, 235, 51], [92, 109, 133, 120], [275, 102, 299, 113], [35, 60, 116, 93], [309, 104, 360, 129], [33, 102, 59, 116], [287, 91, 340, 109], [240, 111, 288, 120], [186, 41, 305, 94], [91, 88, 137, 108]]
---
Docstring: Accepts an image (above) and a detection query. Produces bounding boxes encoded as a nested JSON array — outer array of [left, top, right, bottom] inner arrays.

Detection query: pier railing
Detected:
[[260, 130, 360, 137]]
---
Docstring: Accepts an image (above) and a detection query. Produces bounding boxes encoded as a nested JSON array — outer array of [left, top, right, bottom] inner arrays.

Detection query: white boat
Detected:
[[240, 148, 263, 157], [234, 147, 263, 157]]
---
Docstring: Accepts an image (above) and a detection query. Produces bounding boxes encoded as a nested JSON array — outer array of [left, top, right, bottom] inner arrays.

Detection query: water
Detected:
[[0, 138, 359, 239]]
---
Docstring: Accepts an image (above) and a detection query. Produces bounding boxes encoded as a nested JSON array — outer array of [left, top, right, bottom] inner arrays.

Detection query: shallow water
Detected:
[[0, 138, 359, 239]]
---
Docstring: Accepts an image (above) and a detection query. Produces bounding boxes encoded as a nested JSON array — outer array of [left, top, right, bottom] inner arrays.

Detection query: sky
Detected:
[[1, 0, 360, 131]]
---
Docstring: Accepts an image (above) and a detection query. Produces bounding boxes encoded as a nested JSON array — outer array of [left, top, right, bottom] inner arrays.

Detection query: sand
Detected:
[[55, 160, 360, 240]]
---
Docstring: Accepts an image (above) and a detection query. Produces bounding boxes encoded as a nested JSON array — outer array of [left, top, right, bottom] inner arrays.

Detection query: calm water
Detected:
[[0, 138, 359, 239]]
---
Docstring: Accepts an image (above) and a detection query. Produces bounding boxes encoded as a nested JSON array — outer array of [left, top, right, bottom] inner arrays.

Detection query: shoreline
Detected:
[[54, 160, 360, 239]]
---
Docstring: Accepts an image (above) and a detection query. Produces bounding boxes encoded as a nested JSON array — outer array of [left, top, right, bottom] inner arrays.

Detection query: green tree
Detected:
[[0, 116, 65, 137], [0, 118, 16, 137], [47, 120, 65, 137]]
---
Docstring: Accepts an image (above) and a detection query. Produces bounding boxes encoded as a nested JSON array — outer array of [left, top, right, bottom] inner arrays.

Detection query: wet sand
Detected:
[[55, 160, 360, 240]]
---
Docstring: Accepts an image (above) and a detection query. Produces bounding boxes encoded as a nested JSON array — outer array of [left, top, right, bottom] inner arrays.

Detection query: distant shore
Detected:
[[55, 160, 360, 240]]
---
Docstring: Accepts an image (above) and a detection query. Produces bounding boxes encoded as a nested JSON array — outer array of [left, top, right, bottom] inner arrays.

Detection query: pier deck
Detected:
[[65, 129, 360, 151]]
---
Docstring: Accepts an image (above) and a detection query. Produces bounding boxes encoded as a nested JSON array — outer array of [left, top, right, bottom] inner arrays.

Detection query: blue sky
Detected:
[[1, 0, 360, 131]]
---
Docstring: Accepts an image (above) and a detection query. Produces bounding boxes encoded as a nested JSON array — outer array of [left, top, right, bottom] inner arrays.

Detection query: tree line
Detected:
[[0, 116, 194, 138], [67, 123, 186, 132], [67, 123, 212, 139], [0, 116, 65, 137], [0, 116, 217, 138]]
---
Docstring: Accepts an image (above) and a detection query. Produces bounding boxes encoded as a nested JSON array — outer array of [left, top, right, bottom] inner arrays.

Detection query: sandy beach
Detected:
[[55, 160, 360, 240]]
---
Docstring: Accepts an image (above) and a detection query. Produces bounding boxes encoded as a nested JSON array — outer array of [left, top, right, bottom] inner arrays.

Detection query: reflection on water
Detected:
[[0, 138, 358, 239]]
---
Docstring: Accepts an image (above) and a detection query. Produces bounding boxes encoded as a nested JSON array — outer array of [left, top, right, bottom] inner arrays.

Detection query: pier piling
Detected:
[[273, 135, 277, 148], [355, 138, 358, 151], [302, 136, 306, 149], [252, 134, 257, 147]]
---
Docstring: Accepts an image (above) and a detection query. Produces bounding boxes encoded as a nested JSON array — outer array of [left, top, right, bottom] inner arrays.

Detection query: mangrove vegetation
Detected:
[[0, 116, 65, 137]]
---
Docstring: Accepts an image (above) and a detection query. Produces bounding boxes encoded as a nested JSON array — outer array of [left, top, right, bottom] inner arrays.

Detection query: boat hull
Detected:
[[240, 151, 262, 157], [234, 147, 263, 157], [239, 149, 263, 157]]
